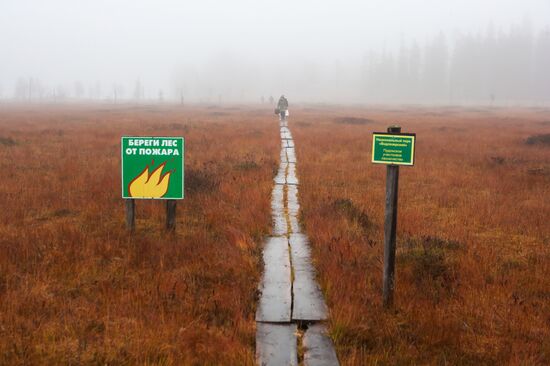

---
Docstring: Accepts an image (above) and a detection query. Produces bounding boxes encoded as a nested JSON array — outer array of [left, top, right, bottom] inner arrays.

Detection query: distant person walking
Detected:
[[277, 95, 288, 120]]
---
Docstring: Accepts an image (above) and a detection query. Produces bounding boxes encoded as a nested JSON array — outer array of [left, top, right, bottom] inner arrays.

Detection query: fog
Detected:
[[1, 0, 549, 104]]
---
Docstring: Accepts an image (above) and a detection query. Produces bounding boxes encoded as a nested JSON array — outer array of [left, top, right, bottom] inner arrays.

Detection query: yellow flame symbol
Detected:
[[129, 162, 171, 198]]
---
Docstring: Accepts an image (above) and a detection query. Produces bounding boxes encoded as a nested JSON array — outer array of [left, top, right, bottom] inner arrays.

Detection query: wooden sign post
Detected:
[[121, 137, 184, 232], [372, 126, 416, 308], [166, 199, 177, 232], [125, 199, 135, 231]]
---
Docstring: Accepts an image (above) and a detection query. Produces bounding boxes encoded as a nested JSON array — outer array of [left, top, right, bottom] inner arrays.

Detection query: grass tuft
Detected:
[[525, 133, 550, 146], [333, 117, 374, 125], [0, 136, 16, 146]]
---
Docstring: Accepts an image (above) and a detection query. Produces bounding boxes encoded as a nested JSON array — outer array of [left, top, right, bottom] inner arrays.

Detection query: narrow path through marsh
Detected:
[[255, 115, 339, 365]]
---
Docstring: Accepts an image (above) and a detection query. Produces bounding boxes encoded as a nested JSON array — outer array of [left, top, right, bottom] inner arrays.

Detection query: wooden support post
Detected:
[[166, 199, 177, 232], [125, 199, 135, 232], [382, 125, 401, 308]]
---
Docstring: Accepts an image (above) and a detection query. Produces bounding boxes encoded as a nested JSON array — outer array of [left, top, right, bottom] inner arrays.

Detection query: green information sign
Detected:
[[372, 133, 416, 166], [121, 137, 184, 199]]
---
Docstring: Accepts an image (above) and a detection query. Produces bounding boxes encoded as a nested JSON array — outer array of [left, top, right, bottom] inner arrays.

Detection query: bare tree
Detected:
[[14, 78, 28, 100], [133, 79, 143, 101], [74, 81, 85, 99], [113, 83, 124, 103], [534, 28, 550, 103]]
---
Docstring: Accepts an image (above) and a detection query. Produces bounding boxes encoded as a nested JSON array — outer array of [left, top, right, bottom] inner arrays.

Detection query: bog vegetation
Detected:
[[294, 106, 550, 364], [0, 104, 549, 365], [0, 105, 277, 364]]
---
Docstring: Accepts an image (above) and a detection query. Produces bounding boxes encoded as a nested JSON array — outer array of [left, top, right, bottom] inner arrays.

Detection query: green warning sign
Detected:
[[121, 137, 184, 199], [372, 133, 415, 166]]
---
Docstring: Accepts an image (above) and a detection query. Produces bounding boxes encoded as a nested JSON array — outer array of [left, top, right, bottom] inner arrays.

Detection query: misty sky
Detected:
[[1, 0, 549, 102]]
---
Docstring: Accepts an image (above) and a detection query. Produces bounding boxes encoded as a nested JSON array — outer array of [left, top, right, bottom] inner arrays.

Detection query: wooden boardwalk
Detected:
[[256, 116, 339, 365]]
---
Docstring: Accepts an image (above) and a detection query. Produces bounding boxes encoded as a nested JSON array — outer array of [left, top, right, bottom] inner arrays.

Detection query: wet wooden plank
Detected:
[[286, 147, 297, 163], [256, 323, 298, 366], [282, 139, 295, 148], [274, 163, 287, 185], [256, 237, 292, 322], [289, 234, 328, 321], [287, 185, 301, 234], [273, 214, 288, 236], [286, 163, 299, 185], [280, 129, 292, 140], [287, 185, 300, 217], [271, 184, 284, 212], [292, 267, 327, 321], [303, 324, 339, 366], [281, 130, 293, 139], [289, 216, 301, 234], [286, 186, 298, 229], [280, 148, 289, 163], [271, 178, 286, 235]]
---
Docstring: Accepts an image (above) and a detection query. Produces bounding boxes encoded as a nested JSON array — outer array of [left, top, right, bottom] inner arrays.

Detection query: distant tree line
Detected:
[[12, 78, 106, 102], [4, 22, 550, 105], [9, 78, 166, 104], [362, 23, 550, 104]]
